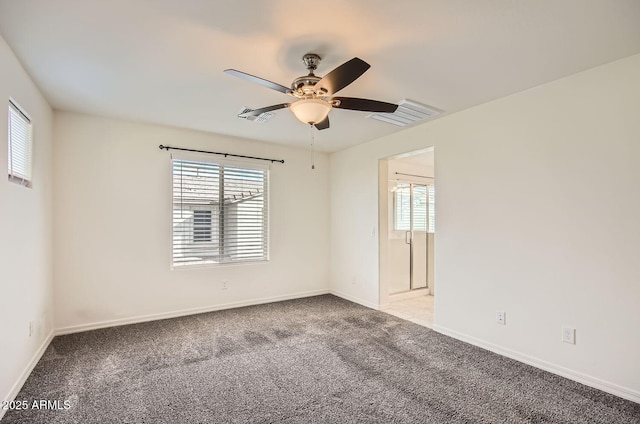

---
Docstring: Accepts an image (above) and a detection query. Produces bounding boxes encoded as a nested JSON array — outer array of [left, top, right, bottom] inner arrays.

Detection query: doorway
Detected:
[[379, 148, 435, 327]]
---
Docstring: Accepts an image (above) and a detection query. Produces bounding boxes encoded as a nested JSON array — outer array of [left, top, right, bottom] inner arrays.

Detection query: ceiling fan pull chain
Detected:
[[310, 124, 315, 170]]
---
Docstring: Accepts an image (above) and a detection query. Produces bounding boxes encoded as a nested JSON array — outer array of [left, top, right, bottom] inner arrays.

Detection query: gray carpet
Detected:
[[2, 295, 639, 423]]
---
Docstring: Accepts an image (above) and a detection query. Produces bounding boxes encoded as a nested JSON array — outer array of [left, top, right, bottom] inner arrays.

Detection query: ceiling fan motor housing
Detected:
[[290, 53, 327, 97], [291, 75, 321, 97]]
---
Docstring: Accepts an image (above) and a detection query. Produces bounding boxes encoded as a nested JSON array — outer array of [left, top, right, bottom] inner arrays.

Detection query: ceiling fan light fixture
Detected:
[[290, 98, 331, 125]]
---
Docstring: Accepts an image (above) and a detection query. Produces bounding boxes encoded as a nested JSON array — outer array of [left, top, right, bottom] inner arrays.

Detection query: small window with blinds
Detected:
[[394, 183, 435, 233], [172, 156, 269, 268], [193, 210, 213, 242], [7, 99, 33, 187]]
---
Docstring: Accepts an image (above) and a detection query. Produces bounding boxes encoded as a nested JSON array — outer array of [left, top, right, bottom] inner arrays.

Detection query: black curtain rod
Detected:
[[158, 145, 285, 164]]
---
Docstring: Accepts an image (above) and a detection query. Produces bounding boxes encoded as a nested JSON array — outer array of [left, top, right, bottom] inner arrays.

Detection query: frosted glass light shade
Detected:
[[290, 98, 331, 124]]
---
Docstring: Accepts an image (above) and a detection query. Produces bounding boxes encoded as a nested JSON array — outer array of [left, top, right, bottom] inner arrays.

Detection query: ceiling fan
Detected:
[[224, 54, 398, 130]]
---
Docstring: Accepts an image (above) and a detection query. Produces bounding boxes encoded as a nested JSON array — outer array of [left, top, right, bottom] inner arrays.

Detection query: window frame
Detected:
[[170, 154, 269, 269], [393, 182, 435, 234], [7, 98, 33, 188]]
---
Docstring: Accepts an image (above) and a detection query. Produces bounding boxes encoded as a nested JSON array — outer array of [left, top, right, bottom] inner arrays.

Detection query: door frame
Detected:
[[378, 147, 434, 310]]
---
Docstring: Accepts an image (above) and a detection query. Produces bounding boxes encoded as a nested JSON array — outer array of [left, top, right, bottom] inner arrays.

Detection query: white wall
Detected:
[[53, 112, 330, 331], [0, 36, 54, 409], [330, 54, 640, 401]]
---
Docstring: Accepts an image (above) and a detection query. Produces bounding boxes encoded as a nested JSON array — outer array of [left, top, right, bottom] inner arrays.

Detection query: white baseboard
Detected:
[[433, 324, 640, 404], [0, 331, 54, 421], [329, 289, 379, 310], [55, 289, 330, 336]]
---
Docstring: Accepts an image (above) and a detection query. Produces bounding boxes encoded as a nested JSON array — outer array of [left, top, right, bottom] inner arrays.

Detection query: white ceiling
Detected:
[[392, 150, 435, 169], [1, 1, 640, 152]]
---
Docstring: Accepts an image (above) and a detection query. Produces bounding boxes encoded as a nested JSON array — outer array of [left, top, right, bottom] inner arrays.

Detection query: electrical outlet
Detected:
[[221, 280, 228, 290], [29, 321, 33, 337], [496, 311, 506, 325], [562, 327, 576, 344]]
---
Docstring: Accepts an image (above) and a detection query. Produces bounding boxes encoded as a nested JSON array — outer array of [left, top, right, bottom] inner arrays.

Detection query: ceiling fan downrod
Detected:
[[302, 53, 321, 74]]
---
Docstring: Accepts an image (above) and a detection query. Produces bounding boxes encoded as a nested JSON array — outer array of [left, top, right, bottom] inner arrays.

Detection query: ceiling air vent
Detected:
[[367, 99, 440, 127], [237, 107, 274, 123]]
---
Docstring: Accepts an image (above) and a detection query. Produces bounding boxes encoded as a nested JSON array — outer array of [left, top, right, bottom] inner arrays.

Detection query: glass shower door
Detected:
[[389, 183, 428, 294]]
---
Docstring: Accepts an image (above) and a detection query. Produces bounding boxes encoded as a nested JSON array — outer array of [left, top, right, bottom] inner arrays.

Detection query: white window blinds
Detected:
[[7, 100, 33, 187], [172, 156, 269, 267], [394, 183, 435, 233]]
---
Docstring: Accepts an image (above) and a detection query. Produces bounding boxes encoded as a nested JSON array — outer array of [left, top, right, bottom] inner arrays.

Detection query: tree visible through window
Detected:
[[172, 157, 268, 267]]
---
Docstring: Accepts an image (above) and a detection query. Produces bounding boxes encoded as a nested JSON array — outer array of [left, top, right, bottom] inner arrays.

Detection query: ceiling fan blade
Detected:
[[314, 57, 370, 96], [224, 69, 291, 95], [331, 97, 398, 113], [314, 116, 330, 130], [238, 103, 290, 117]]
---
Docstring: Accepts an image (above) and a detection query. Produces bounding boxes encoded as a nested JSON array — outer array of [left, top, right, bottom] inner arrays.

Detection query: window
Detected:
[[172, 156, 268, 267], [193, 210, 212, 242], [7, 99, 33, 187], [394, 183, 435, 233]]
